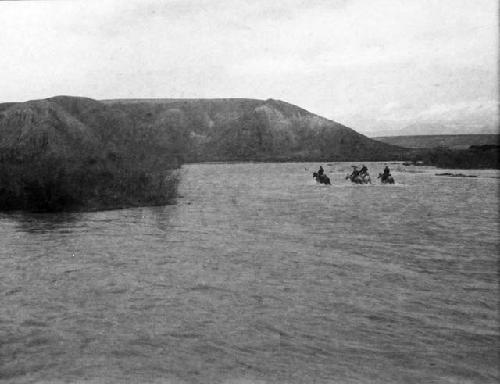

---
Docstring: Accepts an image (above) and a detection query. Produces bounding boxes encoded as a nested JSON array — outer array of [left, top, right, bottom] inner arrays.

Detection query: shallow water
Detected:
[[0, 162, 498, 384]]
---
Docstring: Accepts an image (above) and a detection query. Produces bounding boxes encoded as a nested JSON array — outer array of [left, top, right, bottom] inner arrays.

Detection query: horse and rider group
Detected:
[[313, 164, 395, 185]]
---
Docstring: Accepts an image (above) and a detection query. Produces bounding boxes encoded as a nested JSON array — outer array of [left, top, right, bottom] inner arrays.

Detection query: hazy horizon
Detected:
[[0, 0, 498, 136]]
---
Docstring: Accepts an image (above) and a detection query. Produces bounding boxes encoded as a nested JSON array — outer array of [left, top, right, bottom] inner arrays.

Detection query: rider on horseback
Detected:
[[381, 165, 391, 181], [351, 166, 360, 178], [313, 165, 330, 184], [360, 165, 368, 177]]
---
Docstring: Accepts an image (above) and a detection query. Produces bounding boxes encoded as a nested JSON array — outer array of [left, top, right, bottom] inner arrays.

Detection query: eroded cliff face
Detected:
[[102, 97, 402, 162], [0, 96, 187, 162], [0, 99, 99, 157], [1, 95, 403, 164]]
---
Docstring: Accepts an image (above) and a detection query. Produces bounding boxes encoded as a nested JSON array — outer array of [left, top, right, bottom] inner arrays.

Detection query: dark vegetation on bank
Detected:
[[373, 134, 499, 169], [0, 151, 180, 212], [401, 145, 499, 169]]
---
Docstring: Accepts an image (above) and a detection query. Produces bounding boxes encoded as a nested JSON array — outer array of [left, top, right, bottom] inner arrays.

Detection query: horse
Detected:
[[313, 172, 331, 185], [345, 172, 371, 184], [377, 173, 395, 184]]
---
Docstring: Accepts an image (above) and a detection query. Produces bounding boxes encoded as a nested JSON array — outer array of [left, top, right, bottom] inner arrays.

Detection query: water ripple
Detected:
[[0, 162, 498, 383]]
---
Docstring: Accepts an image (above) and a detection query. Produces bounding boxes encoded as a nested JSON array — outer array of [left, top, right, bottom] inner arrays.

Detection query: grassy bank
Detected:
[[406, 145, 499, 169], [0, 151, 180, 212]]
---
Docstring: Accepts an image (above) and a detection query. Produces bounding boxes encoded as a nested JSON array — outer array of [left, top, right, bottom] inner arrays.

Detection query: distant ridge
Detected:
[[373, 134, 499, 149], [101, 97, 261, 103]]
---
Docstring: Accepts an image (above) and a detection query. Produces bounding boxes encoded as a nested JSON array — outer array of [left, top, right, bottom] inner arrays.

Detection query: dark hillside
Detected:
[[0, 102, 18, 113], [104, 98, 403, 162]]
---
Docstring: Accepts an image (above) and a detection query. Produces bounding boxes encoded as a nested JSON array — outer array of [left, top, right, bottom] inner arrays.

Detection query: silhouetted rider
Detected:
[[382, 165, 391, 181], [360, 165, 368, 176], [351, 166, 360, 178]]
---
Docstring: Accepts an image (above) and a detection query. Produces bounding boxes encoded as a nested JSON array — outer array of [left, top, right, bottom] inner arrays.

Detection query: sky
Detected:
[[0, 0, 498, 136]]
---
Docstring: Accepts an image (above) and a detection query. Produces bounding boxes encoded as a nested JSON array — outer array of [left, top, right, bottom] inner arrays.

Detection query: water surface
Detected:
[[1, 162, 498, 383]]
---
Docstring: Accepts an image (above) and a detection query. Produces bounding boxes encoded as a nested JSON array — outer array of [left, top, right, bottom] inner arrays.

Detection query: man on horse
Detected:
[[360, 164, 368, 177], [351, 165, 360, 178], [381, 165, 391, 181], [313, 165, 330, 184]]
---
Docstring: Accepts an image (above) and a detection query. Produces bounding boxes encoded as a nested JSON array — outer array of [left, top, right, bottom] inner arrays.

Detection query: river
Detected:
[[0, 162, 498, 384]]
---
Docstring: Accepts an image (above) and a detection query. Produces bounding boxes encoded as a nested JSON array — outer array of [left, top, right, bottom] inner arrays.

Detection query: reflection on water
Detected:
[[0, 162, 498, 384], [10, 212, 83, 234]]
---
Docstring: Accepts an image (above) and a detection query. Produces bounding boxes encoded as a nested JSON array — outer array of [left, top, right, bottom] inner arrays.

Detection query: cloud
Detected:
[[0, 0, 497, 135], [417, 99, 499, 122]]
